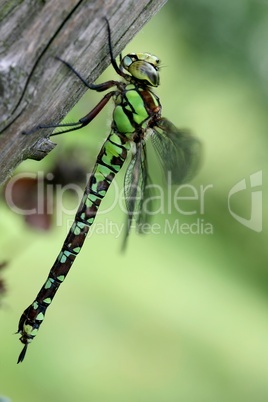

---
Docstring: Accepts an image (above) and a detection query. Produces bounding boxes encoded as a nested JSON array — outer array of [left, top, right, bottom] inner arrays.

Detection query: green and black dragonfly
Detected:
[[17, 18, 201, 363]]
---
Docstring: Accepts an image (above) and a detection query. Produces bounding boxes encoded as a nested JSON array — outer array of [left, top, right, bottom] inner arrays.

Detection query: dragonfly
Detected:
[[17, 18, 201, 363]]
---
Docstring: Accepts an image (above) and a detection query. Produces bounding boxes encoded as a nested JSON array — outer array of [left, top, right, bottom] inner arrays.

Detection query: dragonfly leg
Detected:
[[49, 90, 116, 136], [23, 90, 116, 136], [103, 17, 124, 78], [56, 56, 117, 92]]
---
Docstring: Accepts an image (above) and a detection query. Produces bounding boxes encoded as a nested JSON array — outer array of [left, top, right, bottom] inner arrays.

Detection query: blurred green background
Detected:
[[1, 1, 268, 401]]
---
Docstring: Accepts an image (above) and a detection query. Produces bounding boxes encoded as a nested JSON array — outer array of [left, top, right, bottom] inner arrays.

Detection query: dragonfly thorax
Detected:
[[120, 53, 160, 87]]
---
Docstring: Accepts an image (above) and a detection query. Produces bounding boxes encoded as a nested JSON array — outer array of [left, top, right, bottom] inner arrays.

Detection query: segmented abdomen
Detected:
[[17, 129, 130, 361]]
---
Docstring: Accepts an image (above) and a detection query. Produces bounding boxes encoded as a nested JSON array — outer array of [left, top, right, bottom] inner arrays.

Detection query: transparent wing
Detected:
[[151, 117, 202, 185], [122, 141, 154, 250]]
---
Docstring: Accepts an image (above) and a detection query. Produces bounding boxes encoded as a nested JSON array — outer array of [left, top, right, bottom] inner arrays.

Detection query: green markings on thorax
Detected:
[[113, 83, 160, 133]]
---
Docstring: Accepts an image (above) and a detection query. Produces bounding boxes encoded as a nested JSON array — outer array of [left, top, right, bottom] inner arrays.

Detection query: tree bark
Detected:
[[0, 0, 167, 185]]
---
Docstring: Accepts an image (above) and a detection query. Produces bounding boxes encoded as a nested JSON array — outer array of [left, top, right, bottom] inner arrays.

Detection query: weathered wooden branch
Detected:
[[0, 0, 167, 185]]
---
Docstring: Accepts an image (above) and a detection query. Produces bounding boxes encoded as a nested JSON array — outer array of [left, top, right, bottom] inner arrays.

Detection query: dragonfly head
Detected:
[[120, 53, 160, 87]]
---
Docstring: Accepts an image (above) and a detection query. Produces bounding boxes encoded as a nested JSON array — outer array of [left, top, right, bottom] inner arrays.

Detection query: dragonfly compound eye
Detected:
[[121, 53, 160, 87], [126, 61, 160, 86]]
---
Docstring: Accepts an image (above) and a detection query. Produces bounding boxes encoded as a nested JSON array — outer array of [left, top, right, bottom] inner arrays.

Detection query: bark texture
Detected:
[[0, 0, 167, 185]]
